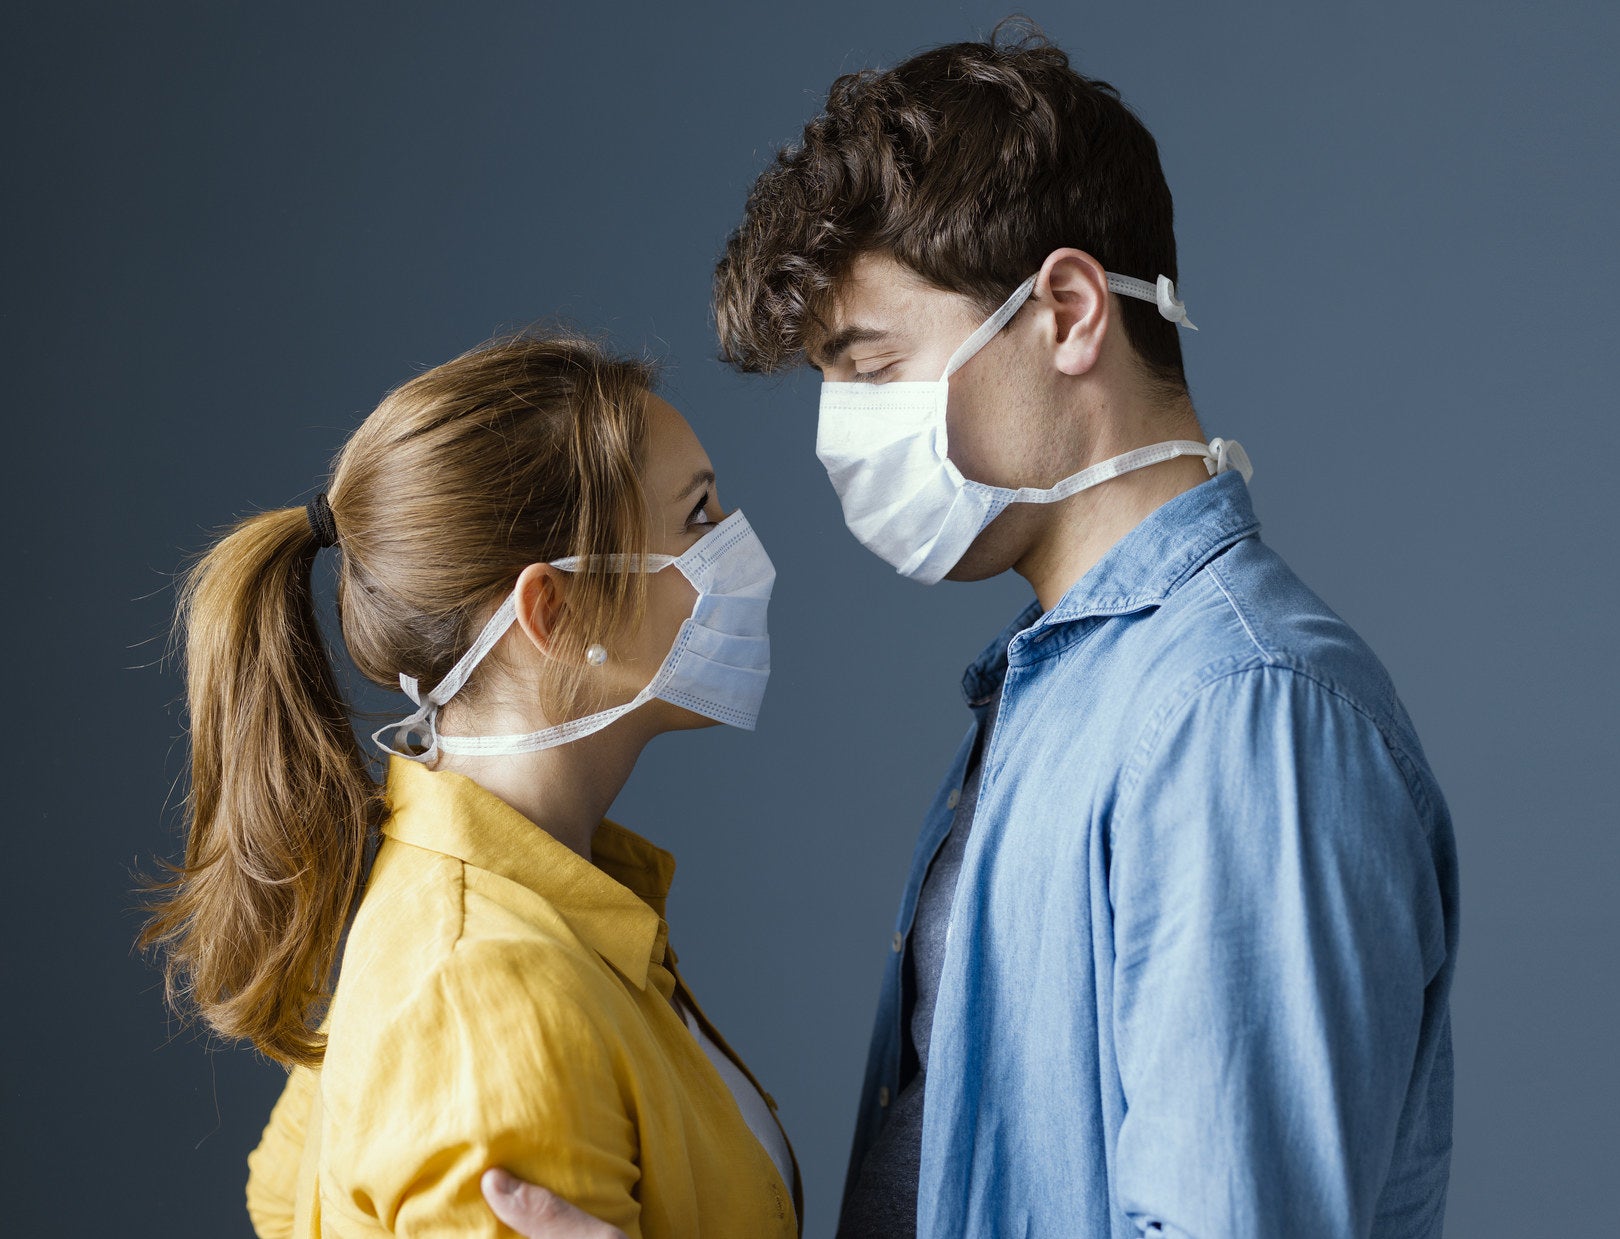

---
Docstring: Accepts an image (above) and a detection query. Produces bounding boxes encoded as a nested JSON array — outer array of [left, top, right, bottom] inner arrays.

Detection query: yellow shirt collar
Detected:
[[380, 755, 676, 989]]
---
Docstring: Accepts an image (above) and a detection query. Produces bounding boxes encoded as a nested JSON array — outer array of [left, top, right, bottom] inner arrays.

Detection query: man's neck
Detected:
[[1016, 433, 1212, 614]]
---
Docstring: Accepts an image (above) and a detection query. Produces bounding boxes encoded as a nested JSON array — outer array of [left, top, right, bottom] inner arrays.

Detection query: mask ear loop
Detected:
[[939, 268, 1197, 385], [373, 529, 754, 763], [374, 551, 687, 762], [434, 544, 706, 757], [371, 595, 519, 762], [940, 275, 1039, 380], [548, 553, 678, 572]]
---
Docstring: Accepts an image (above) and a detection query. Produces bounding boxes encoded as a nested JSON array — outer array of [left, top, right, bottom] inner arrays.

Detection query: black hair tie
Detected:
[[306, 493, 339, 548]]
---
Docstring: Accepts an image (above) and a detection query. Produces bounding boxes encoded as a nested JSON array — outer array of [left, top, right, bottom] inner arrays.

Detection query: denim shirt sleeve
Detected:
[[1108, 664, 1449, 1239]]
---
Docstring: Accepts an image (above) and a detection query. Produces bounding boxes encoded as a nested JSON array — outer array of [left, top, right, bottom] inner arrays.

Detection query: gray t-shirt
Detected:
[[836, 691, 1000, 1239]]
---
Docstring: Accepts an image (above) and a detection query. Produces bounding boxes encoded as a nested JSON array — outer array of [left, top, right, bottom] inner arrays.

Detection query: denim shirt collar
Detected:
[[962, 602, 1041, 706], [960, 472, 1260, 705]]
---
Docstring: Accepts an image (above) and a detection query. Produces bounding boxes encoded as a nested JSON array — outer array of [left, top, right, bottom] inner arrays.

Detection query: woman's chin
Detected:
[[657, 705, 724, 734]]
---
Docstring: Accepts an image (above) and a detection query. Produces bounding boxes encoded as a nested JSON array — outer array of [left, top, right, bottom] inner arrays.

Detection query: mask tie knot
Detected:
[[1105, 273, 1199, 331], [371, 595, 519, 763], [1154, 275, 1197, 331], [1203, 437, 1254, 483], [375, 673, 443, 764]]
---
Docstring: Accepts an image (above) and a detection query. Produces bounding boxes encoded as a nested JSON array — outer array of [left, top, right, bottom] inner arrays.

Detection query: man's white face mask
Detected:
[[815, 271, 1251, 584]]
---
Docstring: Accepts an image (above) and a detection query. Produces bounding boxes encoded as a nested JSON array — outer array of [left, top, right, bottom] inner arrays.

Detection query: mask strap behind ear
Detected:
[[1107, 273, 1198, 331], [371, 594, 519, 762], [549, 553, 678, 572], [940, 267, 1199, 385]]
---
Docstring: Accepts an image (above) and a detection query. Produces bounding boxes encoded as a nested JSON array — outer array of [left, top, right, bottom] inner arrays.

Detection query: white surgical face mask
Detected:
[[373, 510, 774, 763], [816, 271, 1251, 585]]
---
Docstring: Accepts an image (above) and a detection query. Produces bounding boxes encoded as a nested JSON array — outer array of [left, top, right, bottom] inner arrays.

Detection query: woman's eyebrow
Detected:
[[674, 469, 716, 501]]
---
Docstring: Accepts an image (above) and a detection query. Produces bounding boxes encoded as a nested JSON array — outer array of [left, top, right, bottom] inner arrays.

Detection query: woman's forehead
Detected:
[[641, 394, 714, 496]]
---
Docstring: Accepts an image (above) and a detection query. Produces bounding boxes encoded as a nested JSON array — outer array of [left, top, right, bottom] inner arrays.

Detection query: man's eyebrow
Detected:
[[674, 469, 716, 501], [810, 325, 890, 370]]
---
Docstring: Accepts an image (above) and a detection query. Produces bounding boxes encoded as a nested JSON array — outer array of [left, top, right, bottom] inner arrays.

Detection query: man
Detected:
[[492, 24, 1457, 1239]]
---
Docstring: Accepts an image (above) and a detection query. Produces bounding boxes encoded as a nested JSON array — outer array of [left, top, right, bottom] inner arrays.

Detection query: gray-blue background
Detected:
[[4, 2, 1615, 1235]]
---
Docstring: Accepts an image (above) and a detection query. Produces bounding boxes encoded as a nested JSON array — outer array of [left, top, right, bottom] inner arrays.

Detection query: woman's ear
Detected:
[[511, 563, 569, 656], [1036, 247, 1110, 378]]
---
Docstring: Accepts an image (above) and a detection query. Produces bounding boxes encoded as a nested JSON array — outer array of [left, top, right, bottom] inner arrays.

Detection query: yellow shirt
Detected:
[[245, 756, 801, 1238]]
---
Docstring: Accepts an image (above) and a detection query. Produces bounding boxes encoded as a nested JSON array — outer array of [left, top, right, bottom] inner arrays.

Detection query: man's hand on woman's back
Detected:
[[481, 1169, 627, 1239]]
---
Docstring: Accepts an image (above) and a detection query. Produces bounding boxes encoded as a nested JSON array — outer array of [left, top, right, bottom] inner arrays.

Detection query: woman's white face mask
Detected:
[[373, 509, 775, 764], [815, 271, 1250, 585]]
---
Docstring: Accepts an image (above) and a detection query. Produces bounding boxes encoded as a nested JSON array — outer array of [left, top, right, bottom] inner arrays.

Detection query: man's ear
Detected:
[[1036, 247, 1110, 377], [511, 563, 569, 657]]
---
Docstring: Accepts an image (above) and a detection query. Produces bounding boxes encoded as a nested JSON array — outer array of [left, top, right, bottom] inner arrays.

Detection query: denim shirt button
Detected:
[[878, 1086, 892, 1107], [891, 931, 904, 953], [946, 788, 961, 810]]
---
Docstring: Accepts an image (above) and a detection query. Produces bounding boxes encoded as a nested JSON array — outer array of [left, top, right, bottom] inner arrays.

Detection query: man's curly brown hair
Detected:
[[713, 19, 1187, 389]]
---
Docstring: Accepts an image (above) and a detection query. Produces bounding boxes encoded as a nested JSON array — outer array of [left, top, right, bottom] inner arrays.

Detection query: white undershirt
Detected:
[[680, 1005, 795, 1195]]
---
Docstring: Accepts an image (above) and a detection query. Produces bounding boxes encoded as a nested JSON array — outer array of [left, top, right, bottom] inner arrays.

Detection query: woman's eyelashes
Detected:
[[686, 490, 715, 528]]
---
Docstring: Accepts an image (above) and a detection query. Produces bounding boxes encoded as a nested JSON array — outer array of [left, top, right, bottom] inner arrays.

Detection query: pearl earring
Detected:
[[585, 643, 608, 667]]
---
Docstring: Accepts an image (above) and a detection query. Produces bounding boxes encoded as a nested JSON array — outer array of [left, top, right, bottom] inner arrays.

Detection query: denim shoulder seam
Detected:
[[1117, 657, 1268, 817], [1270, 660, 1441, 827], [1115, 661, 1437, 844]]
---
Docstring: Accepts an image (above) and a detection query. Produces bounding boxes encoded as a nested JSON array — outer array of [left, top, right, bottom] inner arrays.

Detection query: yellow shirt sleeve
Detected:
[[246, 1063, 319, 1239], [320, 938, 645, 1238]]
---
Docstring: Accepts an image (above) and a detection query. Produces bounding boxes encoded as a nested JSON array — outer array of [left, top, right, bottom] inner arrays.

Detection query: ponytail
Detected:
[[140, 505, 377, 1066], [141, 332, 656, 1065]]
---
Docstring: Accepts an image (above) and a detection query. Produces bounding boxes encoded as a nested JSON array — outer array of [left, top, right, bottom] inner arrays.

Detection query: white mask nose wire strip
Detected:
[[1107, 273, 1197, 331]]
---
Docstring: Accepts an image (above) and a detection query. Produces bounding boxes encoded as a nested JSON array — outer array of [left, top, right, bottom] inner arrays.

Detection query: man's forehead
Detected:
[[808, 253, 929, 364], [833, 252, 930, 318]]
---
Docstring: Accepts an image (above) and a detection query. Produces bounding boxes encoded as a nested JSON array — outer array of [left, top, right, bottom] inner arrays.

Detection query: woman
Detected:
[[141, 334, 799, 1238]]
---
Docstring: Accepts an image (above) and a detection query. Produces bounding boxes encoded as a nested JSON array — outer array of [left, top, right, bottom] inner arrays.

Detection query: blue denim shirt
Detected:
[[842, 472, 1457, 1239]]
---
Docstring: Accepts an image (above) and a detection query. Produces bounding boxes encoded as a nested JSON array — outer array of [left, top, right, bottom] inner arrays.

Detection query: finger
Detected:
[[480, 1168, 626, 1239]]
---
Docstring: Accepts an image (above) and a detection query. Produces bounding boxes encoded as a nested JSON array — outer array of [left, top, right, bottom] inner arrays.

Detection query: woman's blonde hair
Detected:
[[140, 332, 656, 1066]]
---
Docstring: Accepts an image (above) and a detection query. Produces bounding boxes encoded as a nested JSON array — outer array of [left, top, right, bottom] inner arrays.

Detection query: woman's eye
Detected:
[[687, 492, 714, 527]]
